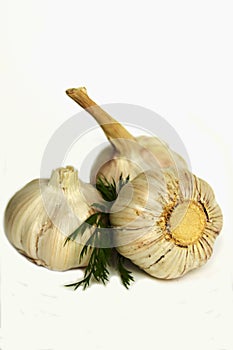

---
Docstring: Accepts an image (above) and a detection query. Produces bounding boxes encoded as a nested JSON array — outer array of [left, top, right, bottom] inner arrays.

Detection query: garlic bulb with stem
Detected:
[[66, 87, 187, 186], [65, 86, 223, 280], [4, 166, 102, 271], [110, 168, 223, 279]]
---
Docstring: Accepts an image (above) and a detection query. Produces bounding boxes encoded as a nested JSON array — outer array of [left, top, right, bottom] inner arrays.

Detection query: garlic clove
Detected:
[[4, 166, 101, 271]]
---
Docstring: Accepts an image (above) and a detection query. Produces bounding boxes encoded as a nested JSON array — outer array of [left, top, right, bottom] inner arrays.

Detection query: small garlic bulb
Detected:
[[4, 166, 102, 271], [66, 87, 187, 185], [110, 168, 223, 279]]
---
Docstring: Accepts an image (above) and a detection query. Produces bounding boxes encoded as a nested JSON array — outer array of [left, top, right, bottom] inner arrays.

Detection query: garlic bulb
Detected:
[[65, 87, 223, 279], [110, 168, 223, 279], [66, 87, 187, 185], [90, 136, 187, 186], [4, 166, 102, 271]]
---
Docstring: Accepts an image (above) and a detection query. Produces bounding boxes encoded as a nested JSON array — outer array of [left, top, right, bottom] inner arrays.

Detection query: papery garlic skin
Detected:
[[136, 135, 187, 169], [4, 166, 102, 271], [110, 168, 223, 279], [91, 135, 187, 185], [91, 156, 142, 188]]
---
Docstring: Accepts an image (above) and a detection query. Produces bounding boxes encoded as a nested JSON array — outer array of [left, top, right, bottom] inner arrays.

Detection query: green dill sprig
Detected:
[[96, 176, 118, 201], [96, 173, 130, 202], [65, 210, 112, 290], [64, 174, 134, 291], [66, 245, 112, 290], [117, 255, 134, 289], [63, 212, 103, 247]]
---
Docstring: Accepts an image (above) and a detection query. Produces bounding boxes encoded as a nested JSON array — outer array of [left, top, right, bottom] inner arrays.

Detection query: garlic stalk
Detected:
[[110, 168, 223, 279], [66, 87, 187, 185], [4, 166, 102, 271]]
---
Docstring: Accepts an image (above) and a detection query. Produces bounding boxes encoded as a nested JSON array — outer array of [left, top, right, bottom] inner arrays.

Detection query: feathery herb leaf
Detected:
[[64, 173, 134, 290], [63, 212, 101, 246], [117, 255, 134, 289]]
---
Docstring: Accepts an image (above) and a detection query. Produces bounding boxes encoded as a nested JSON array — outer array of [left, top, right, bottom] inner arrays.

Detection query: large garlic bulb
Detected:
[[66, 87, 223, 279], [66, 87, 187, 185], [110, 168, 223, 279], [4, 166, 102, 271]]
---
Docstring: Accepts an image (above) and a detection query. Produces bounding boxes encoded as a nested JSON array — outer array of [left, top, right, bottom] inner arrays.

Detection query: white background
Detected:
[[1, 1, 233, 349]]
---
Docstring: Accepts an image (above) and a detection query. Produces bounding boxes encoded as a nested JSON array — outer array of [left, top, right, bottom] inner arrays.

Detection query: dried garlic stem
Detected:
[[66, 87, 135, 143]]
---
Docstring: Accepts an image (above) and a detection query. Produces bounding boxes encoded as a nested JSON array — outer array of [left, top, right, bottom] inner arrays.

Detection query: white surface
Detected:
[[1, 1, 233, 349]]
